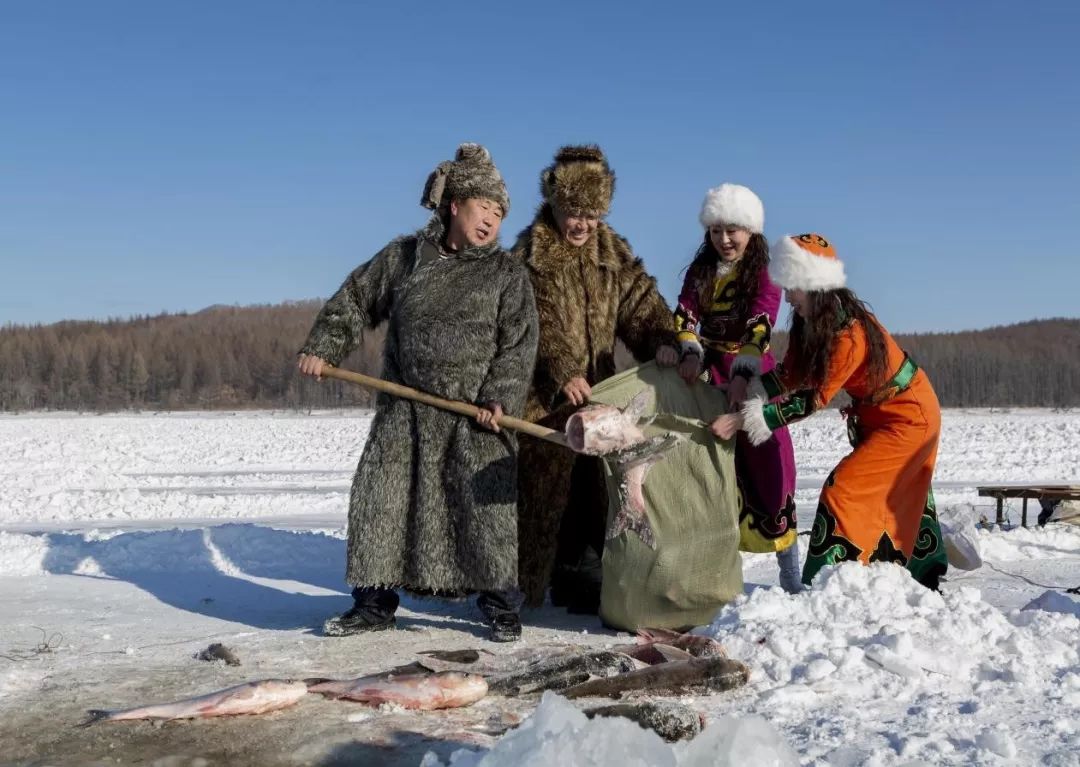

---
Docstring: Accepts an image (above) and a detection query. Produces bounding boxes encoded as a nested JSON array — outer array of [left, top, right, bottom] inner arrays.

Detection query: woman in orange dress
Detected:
[[711, 233, 948, 589]]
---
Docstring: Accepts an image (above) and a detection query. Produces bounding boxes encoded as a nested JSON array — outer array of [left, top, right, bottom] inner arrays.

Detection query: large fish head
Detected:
[[565, 394, 651, 456], [433, 671, 488, 707]]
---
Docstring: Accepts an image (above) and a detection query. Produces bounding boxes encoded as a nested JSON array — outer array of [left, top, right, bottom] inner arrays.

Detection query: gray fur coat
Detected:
[[300, 214, 538, 592]]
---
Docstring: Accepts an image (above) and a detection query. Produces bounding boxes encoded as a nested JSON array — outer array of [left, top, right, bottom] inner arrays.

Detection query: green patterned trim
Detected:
[[763, 389, 815, 431], [761, 369, 783, 399], [864, 355, 919, 405], [905, 489, 948, 590]]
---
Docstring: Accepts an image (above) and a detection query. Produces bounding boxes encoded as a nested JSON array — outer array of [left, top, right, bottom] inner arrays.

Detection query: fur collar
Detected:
[[522, 205, 621, 274], [416, 212, 503, 262]]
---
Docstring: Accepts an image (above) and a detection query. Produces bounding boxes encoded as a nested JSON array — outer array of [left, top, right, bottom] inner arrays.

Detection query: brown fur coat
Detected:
[[512, 206, 674, 605]]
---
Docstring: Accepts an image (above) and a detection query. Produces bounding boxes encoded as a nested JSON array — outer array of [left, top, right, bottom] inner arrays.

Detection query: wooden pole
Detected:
[[319, 365, 568, 448]]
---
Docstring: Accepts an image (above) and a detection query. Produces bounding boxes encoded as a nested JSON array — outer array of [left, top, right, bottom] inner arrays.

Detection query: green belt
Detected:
[[863, 354, 919, 405]]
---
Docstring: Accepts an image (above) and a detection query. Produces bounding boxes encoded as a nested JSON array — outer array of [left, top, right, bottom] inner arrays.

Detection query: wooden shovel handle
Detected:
[[319, 365, 568, 447]]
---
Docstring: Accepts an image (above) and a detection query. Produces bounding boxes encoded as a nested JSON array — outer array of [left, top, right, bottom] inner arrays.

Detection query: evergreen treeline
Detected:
[[1, 306, 1077, 411], [769, 318, 1080, 408], [0, 302, 384, 411]]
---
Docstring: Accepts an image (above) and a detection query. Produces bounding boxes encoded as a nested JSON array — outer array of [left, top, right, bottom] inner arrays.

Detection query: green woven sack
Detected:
[[590, 362, 743, 631]]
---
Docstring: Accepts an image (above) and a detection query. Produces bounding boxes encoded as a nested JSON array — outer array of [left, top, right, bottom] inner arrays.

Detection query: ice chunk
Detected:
[[421, 693, 797, 767], [678, 715, 798, 767], [976, 730, 1018, 758]]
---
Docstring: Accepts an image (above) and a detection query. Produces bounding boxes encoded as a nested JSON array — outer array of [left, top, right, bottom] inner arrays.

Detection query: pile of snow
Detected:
[[977, 523, 1080, 562], [421, 692, 797, 767], [707, 562, 1078, 694], [1023, 590, 1080, 619], [705, 562, 1080, 762]]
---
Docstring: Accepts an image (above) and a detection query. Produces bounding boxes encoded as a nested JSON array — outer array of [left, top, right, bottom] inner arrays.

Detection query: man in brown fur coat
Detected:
[[512, 145, 674, 611]]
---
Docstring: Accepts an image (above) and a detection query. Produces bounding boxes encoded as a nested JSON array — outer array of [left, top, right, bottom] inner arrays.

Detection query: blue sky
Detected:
[[2, 0, 1077, 332]]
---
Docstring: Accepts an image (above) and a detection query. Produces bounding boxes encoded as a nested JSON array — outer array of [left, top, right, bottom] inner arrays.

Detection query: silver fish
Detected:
[[306, 670, 487, 710], [562, 656, 750, 699], [611, 629, 726, 664], [414, 644, 584, 675], [79, 679, 308, 725], [484, 650, 638, 697]]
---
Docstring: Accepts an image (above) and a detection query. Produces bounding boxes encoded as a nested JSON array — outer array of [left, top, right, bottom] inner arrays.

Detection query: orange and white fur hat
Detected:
[[769, 233, 846, 291]]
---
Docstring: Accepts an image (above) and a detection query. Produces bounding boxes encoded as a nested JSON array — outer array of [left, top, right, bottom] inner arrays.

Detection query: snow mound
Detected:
[[1022, 590, 1080, 619], [420, 692, 797, 767], [975, 523, 1080, 562], [706, 562, 1079, 696]]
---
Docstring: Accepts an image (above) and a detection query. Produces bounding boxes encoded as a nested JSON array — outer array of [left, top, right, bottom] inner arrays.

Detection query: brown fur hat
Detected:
[[540, 145, 615, 217], [421, 142, 510, 215]]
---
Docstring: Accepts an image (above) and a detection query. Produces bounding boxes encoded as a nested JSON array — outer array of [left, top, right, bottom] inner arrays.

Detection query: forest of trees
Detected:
[[0, 305, 1077, 412]]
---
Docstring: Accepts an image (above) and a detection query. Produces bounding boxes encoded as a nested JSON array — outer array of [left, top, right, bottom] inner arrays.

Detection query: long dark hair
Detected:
[[787, 288, 890, 390], [685, 231, 769, 319]]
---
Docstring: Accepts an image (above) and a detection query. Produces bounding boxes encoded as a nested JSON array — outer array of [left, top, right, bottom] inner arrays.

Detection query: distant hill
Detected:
[[1, 305, 1077, 411], [762, 318, 1080, 409]]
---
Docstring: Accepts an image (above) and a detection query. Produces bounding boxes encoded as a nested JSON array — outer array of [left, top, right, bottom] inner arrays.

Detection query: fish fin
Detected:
[[622, 390, 652, 421], [607, 493, 657, 549], [418, 649, 481, 663], [636, 628, 681, 643], [77, 710, 112, 727], [607, 512, 656, 548], [652, 644, 694, 663], [608, 466, 658, 549]]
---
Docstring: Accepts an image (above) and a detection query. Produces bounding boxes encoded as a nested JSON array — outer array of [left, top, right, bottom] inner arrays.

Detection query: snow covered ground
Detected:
[[1, 409, 1078, 766]]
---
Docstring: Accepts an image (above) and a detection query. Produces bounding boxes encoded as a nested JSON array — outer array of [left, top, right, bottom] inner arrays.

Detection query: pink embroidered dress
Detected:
[[674, 259, 797, 552]]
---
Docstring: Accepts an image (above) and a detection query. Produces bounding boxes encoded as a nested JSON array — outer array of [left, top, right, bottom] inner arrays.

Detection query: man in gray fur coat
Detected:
[[297, 143, 538, 642]]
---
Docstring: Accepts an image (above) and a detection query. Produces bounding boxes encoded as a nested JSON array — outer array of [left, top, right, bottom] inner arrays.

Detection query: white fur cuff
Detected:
[[740, 395, 773, 446], [679, 338, 705, 359], [730, 353, 761, 378]]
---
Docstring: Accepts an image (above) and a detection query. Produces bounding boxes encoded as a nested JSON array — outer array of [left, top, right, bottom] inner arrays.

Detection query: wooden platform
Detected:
[[976, 485, 1080, 527]]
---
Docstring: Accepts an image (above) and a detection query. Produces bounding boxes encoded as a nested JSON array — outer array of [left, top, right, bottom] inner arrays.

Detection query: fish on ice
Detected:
[[610, 628, 726, 665], [306, 669, 487, 710], [562, 656, 750, 699], [79, 679, 309, 726]]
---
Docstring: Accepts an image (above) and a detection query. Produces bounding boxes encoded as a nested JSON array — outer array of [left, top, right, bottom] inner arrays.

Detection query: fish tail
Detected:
[[606, 494, 657, 549], [637, 627, 680, 642], [77, 710, 112, 727]]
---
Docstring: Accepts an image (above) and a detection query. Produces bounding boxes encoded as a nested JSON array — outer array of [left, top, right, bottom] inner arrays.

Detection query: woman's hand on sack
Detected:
[[562, 377, 592, 407], [297, 354, 327, 381], [710, 412, 743, 440], [677, 354, 702, 385], [476, 402, 504, 433], [727, 375, 749, 411], [655, 344, 679, 367]]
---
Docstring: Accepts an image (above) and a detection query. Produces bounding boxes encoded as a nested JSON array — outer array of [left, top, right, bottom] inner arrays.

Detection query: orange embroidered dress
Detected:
[[745, 317, 948, 588]]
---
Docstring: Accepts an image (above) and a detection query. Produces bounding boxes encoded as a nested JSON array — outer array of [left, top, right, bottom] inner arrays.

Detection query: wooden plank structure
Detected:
[[976, 485, 1080, 528]]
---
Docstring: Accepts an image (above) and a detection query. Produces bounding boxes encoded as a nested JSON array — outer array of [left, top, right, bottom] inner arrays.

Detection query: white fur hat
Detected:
[[699, 183, 764, 233], [769, 233, 847, 291]]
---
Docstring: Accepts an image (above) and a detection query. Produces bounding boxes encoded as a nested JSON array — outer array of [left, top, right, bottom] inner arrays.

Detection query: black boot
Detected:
[[323, 586, 398, 637], [477, 591, 523, 643], [564, 547, 603, 615], [1038, 499, 1061, 527], [549, 566, 573, 608]]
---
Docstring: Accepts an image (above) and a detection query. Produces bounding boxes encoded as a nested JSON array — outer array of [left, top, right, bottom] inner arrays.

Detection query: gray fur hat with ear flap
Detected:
[[421, 142, 510, 215]]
